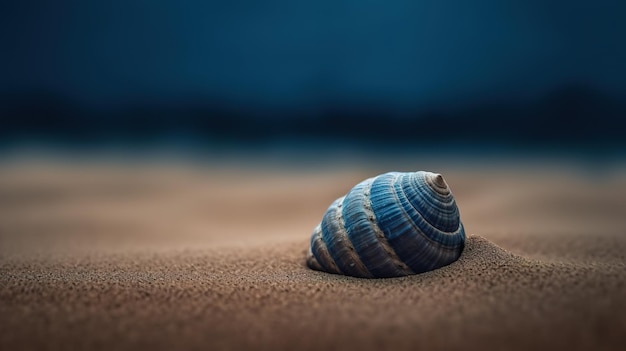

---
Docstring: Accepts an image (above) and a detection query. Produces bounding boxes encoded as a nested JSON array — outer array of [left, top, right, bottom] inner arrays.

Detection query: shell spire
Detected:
[[307, 171, 465, 278]]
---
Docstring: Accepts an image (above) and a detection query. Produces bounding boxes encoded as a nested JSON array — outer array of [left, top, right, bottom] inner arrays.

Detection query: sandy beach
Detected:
[[1, 155, 625, 350]]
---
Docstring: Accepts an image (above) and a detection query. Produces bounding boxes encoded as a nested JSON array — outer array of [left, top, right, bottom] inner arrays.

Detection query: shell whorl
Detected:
[[307, 171, 465, 278]]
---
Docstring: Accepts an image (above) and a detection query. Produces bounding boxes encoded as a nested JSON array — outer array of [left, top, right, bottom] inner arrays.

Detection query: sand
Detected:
[[1, 156, 625, 351]]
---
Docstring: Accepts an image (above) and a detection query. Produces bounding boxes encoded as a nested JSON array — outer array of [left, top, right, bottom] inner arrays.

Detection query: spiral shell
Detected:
[[307, 171, 465, 278]]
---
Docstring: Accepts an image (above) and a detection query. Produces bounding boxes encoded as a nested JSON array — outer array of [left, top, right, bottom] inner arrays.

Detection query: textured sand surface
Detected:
[[1, 157, 625, 351]]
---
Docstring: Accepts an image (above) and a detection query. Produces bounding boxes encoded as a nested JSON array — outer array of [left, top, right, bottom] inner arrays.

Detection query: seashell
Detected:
[[307, 171, 465, 278]]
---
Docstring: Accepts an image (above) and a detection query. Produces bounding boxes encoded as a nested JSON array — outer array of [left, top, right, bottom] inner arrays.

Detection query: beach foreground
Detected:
[[1, 156, 625, 350]]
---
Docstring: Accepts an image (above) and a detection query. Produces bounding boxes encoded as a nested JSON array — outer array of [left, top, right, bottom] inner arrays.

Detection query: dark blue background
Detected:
[[1, 0, 625, 150]]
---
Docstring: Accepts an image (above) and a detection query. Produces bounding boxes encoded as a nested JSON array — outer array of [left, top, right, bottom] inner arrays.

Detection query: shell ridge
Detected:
[[387, 173, 444, 272], [321, 197, 373, 278], [309, 224, 342, 274], [342, 177, 414, 278], [393, 184, 460, 273], [404, 173, 459, 231], [362, 181, 415, 276], [411, 172, 456, 207], [414, 175, 456, 213], [306, 247, 324, 271], [394, 175, 464, 247], [371, 173, 462, 273]]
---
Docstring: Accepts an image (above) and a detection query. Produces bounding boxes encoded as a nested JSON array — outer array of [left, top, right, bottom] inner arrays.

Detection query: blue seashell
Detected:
[[306, 171, 465, 278]]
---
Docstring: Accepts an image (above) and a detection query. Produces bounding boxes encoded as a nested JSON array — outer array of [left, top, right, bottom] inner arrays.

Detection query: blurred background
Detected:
[[1, 0, 625, 157], [1, 0, 625, 255]]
